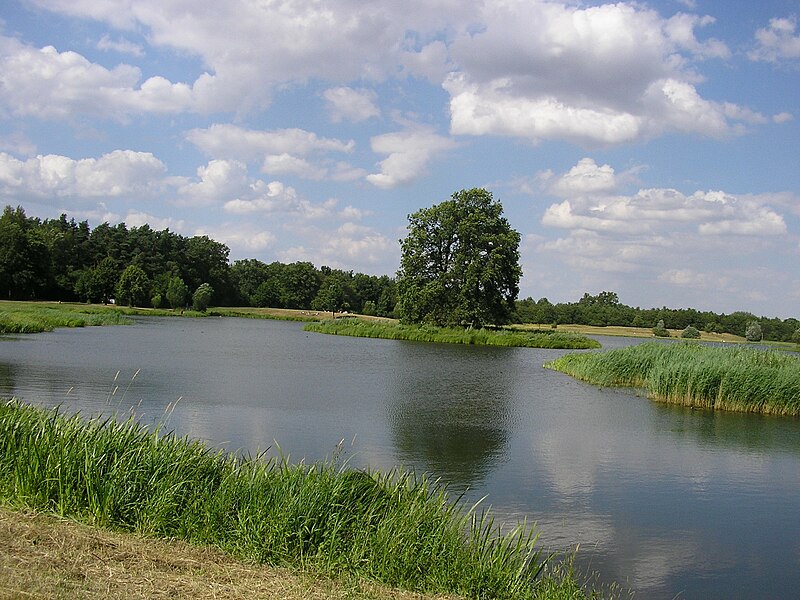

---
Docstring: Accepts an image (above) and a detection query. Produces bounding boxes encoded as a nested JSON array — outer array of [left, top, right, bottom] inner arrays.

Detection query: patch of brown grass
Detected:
[[0, 507, 459, 600]]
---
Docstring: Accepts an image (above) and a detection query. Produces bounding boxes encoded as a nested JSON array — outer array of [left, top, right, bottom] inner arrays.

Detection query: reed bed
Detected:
[[546, 342, 800, 416], [0, 306, 128, 334], [0, 400, 595, 599], [305, 318, 600, 350]]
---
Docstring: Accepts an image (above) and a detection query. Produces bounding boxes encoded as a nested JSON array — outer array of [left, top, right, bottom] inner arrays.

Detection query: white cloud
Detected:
[[24, 0, 467, 114], [0, 35, 193, 120], [444, 1, 756, 146], [175, 160, 249, 207], [279, 222, 394, 272], [223, 180, 338, 220], [323, 87, 380, 123], [97, 34, 144, 57], [261, 154, 327, 180], [366, 127, 456, 188], [187, 124, 355, 161], [124, 210, 185, 231], [0, 150, 166, 200], [547, 158, 619, 197], [749, 17, 800, 62], [195, 223, 276, 253]]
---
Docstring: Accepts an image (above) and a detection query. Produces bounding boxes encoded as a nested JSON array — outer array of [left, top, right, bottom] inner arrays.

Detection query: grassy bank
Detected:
[[305, 318, 601, 350], [0, 400, 595, 599], [546, 342, 800, 416], [0, 302, 131, 334]]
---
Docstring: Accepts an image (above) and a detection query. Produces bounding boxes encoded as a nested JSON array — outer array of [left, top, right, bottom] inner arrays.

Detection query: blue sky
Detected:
[[1, 0, 798, 318]]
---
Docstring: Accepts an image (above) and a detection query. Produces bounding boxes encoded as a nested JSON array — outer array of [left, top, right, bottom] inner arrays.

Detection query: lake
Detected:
[[1, 316, 798, 599]]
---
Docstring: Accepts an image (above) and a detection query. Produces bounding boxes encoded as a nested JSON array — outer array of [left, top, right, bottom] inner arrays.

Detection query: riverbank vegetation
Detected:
[[0, 302, 130, 334], [4, 204, 798, 341], [546, 342, 800, 416], [0, 400, 597, 599], [305, 318, 601, 349]]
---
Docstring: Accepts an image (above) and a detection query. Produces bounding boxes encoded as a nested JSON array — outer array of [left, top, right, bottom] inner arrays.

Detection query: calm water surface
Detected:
[[1, 317, 799, 599]]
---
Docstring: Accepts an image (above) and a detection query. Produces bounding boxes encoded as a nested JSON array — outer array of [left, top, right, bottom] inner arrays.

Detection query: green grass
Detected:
[[546, 342, 800, 416], [0, 304, 130, 334], [0, 399, 604, 599], [305, 318, 601, 350]]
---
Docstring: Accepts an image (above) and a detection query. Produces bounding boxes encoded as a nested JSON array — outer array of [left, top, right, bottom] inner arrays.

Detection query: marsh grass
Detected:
[[546, 342, 800, 416], [305, 318, 600, 350], [0, 305, 128, 334], [0, 400, 595, 599]]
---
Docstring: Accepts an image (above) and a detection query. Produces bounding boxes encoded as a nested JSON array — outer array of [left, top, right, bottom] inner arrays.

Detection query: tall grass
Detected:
[[0, 306, 128, 334], [0, 400, 596, 599], [305, 318, 601, 350], [546, 342, 800, 416]]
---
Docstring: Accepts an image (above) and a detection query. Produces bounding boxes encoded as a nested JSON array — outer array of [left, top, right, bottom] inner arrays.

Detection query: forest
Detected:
[[2, 205, 798, 341]]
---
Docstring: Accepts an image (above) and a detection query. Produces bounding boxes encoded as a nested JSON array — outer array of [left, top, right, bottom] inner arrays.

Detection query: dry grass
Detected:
[[513, 323, 745, 343], [0, 507, 460, 600]]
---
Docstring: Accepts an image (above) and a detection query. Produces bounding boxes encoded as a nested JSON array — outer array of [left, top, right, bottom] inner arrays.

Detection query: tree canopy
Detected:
[[396, 188, 521, 328]]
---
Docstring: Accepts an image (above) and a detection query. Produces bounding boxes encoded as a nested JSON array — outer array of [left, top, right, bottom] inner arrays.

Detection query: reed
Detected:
[[305, 318, 601, 349], [546, 342, 800, 416], [0, 400, 596, 599], [0, 306, 128, 334]]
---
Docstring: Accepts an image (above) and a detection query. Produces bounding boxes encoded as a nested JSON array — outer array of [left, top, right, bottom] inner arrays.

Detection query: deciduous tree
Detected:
[[397, 188, 521, 328]]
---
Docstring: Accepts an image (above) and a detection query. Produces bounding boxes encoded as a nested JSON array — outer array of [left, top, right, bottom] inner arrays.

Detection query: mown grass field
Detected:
[[0, 400, 601, 600], [546, 342, 800, 416]]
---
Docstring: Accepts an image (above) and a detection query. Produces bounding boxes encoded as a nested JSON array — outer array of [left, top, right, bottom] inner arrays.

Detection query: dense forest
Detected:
[[2, 205, 798, 341]]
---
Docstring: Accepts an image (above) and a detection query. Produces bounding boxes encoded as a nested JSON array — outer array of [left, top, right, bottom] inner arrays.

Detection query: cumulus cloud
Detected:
[[323, 87, 380, 123], [444, 1, 758, 146], [0, 35, 192, 120], [24, 0, 466, 114], [366, 127, 456, 188], [175, 160, 250, 207], [0, 150, 166, 200], [97, 34, 144, 57], [223, 180, 338, 220], [124, 210, 185, 231], [279, 222, 394, 272], [195, 223, 276, 254], [749, 17, 800, 62], [186, 124, 359, 181]]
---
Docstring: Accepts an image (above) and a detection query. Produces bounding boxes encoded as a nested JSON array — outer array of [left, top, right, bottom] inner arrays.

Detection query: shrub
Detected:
[[681, 325, 700, 339], [192, 283, 214, 312], [745, 321, 763, 342], [652, 319, 670, 337]]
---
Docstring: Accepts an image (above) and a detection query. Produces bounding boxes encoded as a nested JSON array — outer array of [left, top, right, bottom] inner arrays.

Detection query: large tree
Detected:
[[396, 188, 521, 328]]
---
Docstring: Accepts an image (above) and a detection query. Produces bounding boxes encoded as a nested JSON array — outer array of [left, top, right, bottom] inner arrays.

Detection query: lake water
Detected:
[[1, 316, 799, 599]]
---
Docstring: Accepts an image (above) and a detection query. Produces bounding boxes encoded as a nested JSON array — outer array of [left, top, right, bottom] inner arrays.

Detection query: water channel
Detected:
[[1, 316, 798, 599]]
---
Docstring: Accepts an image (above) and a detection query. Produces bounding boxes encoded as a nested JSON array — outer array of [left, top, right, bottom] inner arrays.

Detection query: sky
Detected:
[[0, 0, 798, 318]]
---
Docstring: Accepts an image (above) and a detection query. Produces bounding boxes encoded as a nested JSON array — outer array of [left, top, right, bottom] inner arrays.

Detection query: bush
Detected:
[[192, 283, 214, 312], [745, 321, 763, 342], [652, 319, 670, 337], [681, 325, 700, 339]]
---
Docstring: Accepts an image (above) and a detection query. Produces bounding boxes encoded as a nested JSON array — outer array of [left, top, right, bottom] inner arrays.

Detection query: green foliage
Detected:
[[192, 283, 214, 312], [305, 318, 600, 349], [0, 400, 596, 599], [166, 276, 189, 310], [115, 264, 150, 307], [652, 319, 670, 337], [546, 342, 800, 416], [745, 321, 763, 342], [397, 189, 521, 328], [681, 325, 701, 339]]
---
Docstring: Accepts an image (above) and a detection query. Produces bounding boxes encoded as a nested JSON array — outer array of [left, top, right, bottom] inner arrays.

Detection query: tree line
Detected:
[[0, 205, 396, 316], [1, 203, 797, 341], [515, 291, 800, 343]]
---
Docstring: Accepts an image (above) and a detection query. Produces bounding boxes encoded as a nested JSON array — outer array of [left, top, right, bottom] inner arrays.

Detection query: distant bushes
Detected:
[[546, 342, 800, 416]]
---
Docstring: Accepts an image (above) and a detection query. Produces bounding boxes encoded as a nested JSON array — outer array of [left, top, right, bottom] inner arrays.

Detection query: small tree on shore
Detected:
[[745, 321, 763, 342], [681, 325, 701, 339], [115, 264, 150, 307], [192, 283, 214, 312], [166, 276, 189, 310], [653, 319, 670, 337]]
